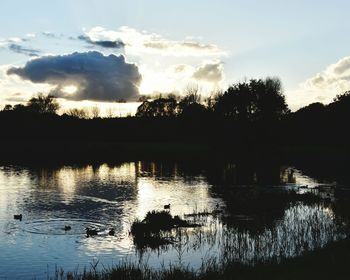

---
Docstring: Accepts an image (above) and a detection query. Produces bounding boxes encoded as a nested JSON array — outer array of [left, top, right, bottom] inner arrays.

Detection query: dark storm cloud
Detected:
[[8, 44, 41, 57], [78, 35, 125, 49], [7, 51, 141, 101]]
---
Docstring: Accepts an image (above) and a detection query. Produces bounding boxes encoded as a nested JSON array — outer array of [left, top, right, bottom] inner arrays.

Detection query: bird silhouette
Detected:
[[14, 214, 22, 221], [164, 204, 171, 210], [64, 225, 72, 231], [86, 227, 98, 237], [108, 228, 115, 236]]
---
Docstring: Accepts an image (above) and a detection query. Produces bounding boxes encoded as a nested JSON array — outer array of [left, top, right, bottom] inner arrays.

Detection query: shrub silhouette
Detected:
[[27, 93, 59, 114]]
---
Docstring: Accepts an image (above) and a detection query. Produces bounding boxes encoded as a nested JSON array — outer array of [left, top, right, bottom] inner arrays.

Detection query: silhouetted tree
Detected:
[[2, 104, 13, 111], [328, 91, 350, 116], [138, 95, 149, 102], [136, 97, 178, 117], [178, 85, 207, 117], [105, 107, 114, 118], [294, 102, 325, 119], [333, 91, 350, 103], [252, 77, 290, 121], [214, 82, 256, 121], [27, 94, 59, 114], [214, 78, 289, 121], [205, 90, 222, 112], [179, 84, 201, 105], [90, 105, 100, 118], [66, 108, 89, 119], [12, 104, 28, 113], [180, 102, 208, 118]]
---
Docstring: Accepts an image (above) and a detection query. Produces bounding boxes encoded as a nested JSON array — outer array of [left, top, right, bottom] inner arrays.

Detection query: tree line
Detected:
[[1, 77, 290, 121], [3, 76, 349, 125], [0, 76, 349, 162], [135, 77, 290, 122]]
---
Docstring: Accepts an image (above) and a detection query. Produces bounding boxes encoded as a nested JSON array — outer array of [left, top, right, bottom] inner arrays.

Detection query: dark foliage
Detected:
[[213, 78, 289, 121], [130, 210, 198, 249], [1, 80, 350, 163]]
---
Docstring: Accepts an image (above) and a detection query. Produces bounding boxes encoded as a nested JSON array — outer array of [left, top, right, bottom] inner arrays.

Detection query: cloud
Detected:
[[139, 61, 225, 95], [78, 26, 226, 95], [5, 92, 27, 102], [42, 31, 56, 38], [192, 61, 224, 83], [78, 35, 125, 49], [304, 56, 350, 93], [0, 35, 39, 56], [171, 64, 194, 74], [84, 26, 226, 57], [7, 51, 142, 102], [285, 56, 350, 111], [0, 37, 25, 47], [8, 44, 41, 57], [143, 41, 224, 56]]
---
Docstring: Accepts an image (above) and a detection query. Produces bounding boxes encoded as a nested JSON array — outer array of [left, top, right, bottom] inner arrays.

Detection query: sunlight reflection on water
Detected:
[[0, 162, 347, 279]]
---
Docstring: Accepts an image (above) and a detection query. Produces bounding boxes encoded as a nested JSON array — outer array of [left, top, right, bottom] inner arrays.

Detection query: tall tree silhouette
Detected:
[[214, 81, 255, 120], [253, 77, 289, 121], [27, 93, 59, 114], [178, 85, 208, 118], [214, 78, 289, 121], [328, 91, 350, 117]]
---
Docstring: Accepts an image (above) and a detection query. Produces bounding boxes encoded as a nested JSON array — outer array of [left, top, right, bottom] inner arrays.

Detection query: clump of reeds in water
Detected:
[[130, 210, 200, 249]]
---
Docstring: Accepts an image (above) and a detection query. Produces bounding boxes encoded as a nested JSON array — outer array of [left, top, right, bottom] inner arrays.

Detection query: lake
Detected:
[[0, 161, 349, 279]]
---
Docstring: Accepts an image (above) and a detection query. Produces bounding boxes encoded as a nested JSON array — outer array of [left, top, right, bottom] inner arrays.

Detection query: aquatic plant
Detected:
[[130, 210, 200, 250]]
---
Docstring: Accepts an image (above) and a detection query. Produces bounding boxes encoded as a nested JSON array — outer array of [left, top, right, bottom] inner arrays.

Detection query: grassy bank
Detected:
[[54, 237, 350, 280]]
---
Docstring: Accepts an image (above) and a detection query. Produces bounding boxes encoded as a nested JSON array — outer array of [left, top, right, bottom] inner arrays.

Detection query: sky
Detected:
[[1, 0, 350, 115]]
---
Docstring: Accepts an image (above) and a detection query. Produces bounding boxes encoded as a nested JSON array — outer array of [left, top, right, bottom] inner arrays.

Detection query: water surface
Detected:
[[0, 162, 348, 279]]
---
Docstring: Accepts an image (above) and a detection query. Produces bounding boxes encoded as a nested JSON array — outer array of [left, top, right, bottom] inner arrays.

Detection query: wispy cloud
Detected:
[[5, 92, 28, 102], [26, 33, 36, 38], [84, 26, 227, 57], [0, 35, 39, 57], [77, 35, 125, 49], [8, 44, 41, 57], [0, 37, 25, 47], [42, 31, 56, 38]]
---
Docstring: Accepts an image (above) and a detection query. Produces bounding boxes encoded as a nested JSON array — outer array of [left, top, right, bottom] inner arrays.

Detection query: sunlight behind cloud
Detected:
[[0, 65, 53, 106], [62, 85, 77, 94]]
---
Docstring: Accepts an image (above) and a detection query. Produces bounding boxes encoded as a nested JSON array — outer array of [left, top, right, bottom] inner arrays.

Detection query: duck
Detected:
[[86, 227, 98, 237], [108, 228, 115, 236], [64, 225, 72, 231], [164, 204, 171, 210], [14, 214, 22, 221]]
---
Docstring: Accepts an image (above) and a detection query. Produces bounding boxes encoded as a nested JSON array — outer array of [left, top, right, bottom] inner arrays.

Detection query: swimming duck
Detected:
[[86, 227, 98, 237], [108, 228, 115, 236], [14, 214, 22, 221], [64, 225, 72, 231]]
